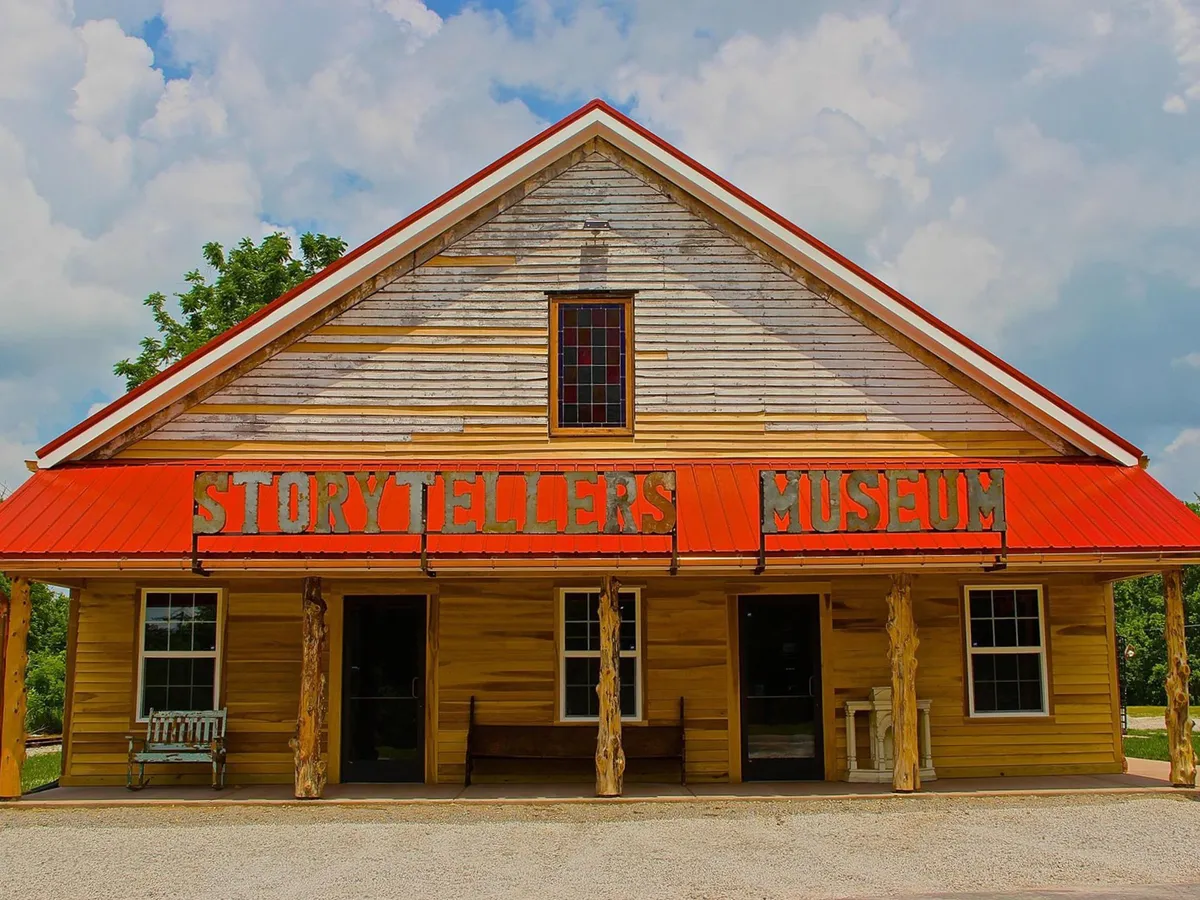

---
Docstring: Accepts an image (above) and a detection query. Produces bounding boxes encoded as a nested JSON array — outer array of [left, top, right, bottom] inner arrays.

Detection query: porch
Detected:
[[10, 759, 1185, 806]]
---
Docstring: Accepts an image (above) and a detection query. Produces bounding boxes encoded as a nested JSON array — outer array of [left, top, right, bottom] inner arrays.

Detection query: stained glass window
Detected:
[[556, 302, 628, 430]]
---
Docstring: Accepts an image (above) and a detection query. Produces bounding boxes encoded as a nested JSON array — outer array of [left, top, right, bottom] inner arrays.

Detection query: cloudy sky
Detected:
[[2, 0, 1199, 499]]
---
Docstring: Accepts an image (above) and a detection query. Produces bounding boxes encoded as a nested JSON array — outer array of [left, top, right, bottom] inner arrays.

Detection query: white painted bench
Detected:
[[127, 710, 228, 790]]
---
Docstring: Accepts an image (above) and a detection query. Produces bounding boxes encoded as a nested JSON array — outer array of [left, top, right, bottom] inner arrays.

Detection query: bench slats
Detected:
[[127, 709, 228, 790], [465, 696, 686, 787]]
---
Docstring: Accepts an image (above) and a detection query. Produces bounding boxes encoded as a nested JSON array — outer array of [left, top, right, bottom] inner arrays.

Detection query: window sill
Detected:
[[962, 713, 1055, 724], [549, 427, 634, 438], [556, 718, 646, 726]]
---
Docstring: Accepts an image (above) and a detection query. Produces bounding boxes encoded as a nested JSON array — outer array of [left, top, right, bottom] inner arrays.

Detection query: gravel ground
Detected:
[[1126, 717, 1168, 730], [1, 795, 1198, 900]]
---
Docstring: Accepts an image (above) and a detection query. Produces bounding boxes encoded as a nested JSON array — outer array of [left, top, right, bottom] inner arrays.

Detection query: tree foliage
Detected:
[[1113, 506, 1200, 705], [114, 232, 347, 390], [1, 572, 69, 733]]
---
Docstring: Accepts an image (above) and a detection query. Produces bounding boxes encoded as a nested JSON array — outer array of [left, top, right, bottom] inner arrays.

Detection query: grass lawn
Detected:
[[20, 751, 61, 794], [1124, 729, 1200, 761], [1126, 705, 1200, 719]]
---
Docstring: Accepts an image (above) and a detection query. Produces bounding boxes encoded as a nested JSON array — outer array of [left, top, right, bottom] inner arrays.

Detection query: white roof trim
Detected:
[[41, 107, 1139, 468]]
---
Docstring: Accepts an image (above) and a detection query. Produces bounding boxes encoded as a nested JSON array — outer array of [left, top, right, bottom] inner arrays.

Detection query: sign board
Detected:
[[192, 467, 1005, 538]]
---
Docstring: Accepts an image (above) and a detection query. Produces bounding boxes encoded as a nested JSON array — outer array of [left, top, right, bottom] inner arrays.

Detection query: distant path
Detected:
[[2, 794, 1199, 900]]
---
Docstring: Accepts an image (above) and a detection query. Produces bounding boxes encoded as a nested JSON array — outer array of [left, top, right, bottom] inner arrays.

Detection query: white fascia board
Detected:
[[599, 120, 1138, 467], [41, 112, 608, 468]]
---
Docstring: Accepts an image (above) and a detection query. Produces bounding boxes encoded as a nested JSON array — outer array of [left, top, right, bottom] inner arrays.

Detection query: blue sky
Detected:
[[1, 0, 1199, 498]]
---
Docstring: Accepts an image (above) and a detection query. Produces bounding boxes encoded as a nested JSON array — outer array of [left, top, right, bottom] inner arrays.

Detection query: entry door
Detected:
[[739, 595, 824, 781], [341, 596, 426, 783]]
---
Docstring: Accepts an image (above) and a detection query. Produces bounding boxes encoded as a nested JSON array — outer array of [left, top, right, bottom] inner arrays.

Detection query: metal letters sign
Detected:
[[758, 468, 1006, 534], [192, 469, 677, 537]]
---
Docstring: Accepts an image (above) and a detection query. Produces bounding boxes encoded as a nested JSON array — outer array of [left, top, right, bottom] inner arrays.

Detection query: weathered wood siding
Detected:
[[62, 581, 306, 786], [121, 150, 1052, 461], [825, 574, 1121, 779], [436, 577, 730, 784], [62, 572, 1118, 786]]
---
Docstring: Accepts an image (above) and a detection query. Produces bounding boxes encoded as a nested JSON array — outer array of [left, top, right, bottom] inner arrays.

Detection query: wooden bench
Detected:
[[466, 696, 685, 786], [127, 709, 228, 790]]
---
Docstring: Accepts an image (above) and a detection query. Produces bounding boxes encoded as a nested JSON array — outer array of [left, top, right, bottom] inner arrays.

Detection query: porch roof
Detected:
[[0, 459, 1197, 565]]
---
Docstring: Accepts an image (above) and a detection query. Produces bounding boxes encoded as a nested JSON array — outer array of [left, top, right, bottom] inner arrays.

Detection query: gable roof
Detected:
[[36, 100, 1143, 468]]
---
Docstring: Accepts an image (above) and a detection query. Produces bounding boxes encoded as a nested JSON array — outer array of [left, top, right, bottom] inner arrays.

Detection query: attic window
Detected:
[[550, 294, 633, 435]]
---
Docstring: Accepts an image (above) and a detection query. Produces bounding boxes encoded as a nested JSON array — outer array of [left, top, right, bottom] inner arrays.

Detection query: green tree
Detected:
[[0, 573, 69, 733], [1113, 501, 1200, 705], [114, 231, 347, 390]]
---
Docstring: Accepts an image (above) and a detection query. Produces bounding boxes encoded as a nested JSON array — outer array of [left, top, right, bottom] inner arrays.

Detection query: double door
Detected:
[[739, 595, 824, 781]]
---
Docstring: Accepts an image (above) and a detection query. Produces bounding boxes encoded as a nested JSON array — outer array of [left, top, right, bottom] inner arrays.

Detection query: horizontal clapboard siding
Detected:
[[126, 151, 1045, 458]]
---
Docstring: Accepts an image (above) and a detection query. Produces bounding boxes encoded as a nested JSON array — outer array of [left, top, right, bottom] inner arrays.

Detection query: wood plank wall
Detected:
[[826, 574, 1121, 779], [436, 577, 730, 784], [61, 572, 1118, 785], [120, 151, 1052, 461]]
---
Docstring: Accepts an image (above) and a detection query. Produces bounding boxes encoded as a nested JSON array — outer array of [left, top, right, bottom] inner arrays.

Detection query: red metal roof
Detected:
[[1, 460, 1196, 564], [36, 99, 1142, 464]]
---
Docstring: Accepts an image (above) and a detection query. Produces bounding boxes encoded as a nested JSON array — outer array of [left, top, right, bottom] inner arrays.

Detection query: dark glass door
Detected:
[[739, 595, 823, 781], [341, 596, 425, 783]]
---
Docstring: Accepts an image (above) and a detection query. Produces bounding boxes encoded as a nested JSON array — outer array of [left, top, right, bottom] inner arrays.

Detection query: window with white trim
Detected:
[[559, 588, 641, 720], [137, 589, 222, 720], [964, 586, 1048, 716]]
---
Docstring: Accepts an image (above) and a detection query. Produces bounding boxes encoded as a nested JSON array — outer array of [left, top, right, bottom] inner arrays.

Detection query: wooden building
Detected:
[[1, 101, 1197, 799]]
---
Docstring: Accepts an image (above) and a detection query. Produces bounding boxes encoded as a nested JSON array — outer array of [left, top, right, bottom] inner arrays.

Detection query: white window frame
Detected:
[[558, 587, 643, 723], [135, 587, 225, 723], [963, 584, 1049, 718]]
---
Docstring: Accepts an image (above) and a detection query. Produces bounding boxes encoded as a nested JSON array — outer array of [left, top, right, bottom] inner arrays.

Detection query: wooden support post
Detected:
[[292, 576, 328, 799], [1163, 568, 1196, 788], [0, 576, 32, 799], [886, 572, 920, 793], [595, 575, 626, 797]]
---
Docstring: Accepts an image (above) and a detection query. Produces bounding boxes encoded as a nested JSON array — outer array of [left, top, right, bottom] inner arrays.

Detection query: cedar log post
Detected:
[[292, 576, 328, 799], [595, 574, 626, 797], [0, 577, 32, 800], [1163, 568, 1196, 787], [886, 572, 920, 792]]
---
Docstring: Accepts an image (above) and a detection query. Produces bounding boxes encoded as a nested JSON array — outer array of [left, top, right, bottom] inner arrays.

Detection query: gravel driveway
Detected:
[[1, 795, 1198, 900]]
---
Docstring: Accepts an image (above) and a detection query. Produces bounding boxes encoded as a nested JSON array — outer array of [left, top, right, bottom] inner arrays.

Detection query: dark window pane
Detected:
[[565, 594, 589, 622], [992, 590, 1015, 618], [167, 685, 193, 710], [192, 622, 217, 652], [969, 593, 991, 619], [995, 654, 1018, 680], [168, 657, 193, 684], [142, 686, 167, 717], [193, 600, 218, 622], [144, 624, 169, 651], [166, 621, 193, 652], [995, 681, 1020, 711], [565, 622, 589, 652], [619, 657, 637, 718], [994, 619, 1017, 647], [1015, 590, 1039, 618], [972, 654, 995, 680], [192, 659, 215, 701], [566, 686, 593, 718], [970, 619, 994, 648], [145, 594, 171, 621], [1018, 653, 1041, 679], [972, 677, 997, 712], [1019, 681, 1043, 711], [144, 658, 169, 685], [1017, 618, 1041, 647]]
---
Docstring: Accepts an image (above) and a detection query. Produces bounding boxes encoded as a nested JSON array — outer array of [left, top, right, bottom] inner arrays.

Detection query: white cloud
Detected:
[[1151, 428, 1200, 500], [1173, 352, 1200, 368], [1157, 0, 1200, 113]]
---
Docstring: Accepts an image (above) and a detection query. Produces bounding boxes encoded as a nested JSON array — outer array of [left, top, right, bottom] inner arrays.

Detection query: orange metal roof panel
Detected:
[[1, 460, 1198, 561]]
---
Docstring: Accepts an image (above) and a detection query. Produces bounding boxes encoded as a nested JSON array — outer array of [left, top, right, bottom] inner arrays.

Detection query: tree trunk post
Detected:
[[886, 572, 920, 793], [0, 576, 32, 800], [595, 575, 626, 797], [1163, 567, 1196, 788], [292, 576, 328, 799]]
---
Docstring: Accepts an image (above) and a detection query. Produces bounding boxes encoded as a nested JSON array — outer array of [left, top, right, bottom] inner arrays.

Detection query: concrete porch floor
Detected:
[[9, 758, 1190, 806]]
